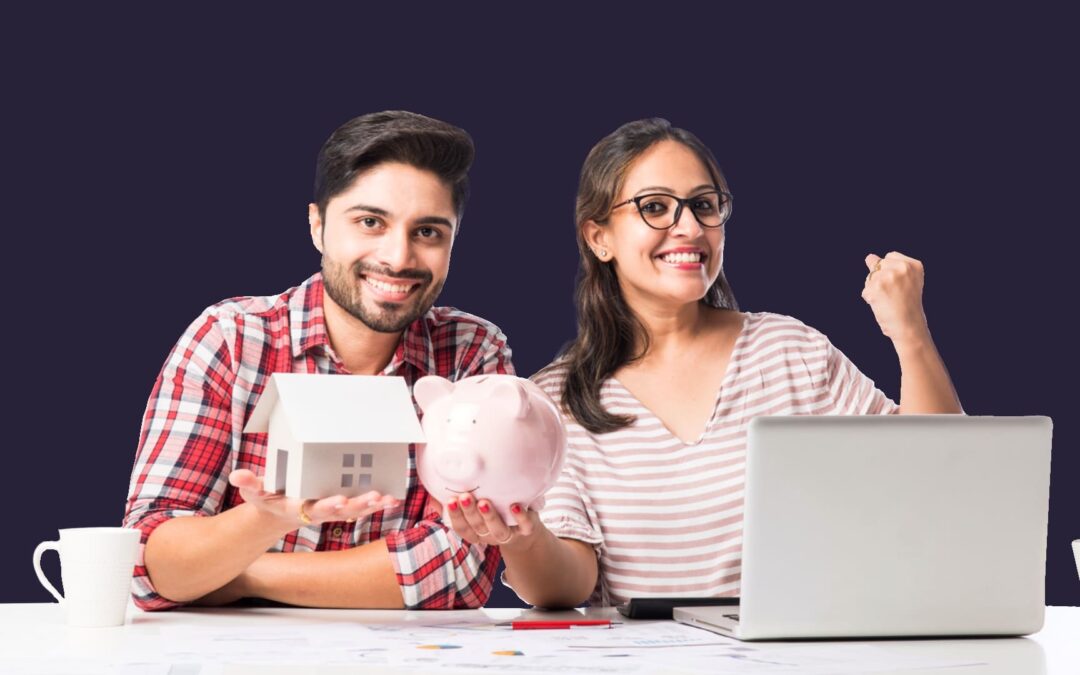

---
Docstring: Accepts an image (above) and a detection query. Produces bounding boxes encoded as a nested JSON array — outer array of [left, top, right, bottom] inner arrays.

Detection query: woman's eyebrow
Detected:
[[633, 185, 672, 195], [633, 183, 714, 196]]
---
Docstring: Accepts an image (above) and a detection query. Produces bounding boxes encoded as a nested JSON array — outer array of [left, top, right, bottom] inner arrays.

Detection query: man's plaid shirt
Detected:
[[124, 273, 513, 610]]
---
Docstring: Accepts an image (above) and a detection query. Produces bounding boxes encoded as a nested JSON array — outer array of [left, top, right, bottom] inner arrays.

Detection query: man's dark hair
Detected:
[[314, 110, 475, 226]]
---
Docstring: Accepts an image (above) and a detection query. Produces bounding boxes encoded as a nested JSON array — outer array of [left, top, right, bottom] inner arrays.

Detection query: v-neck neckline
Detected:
[[611, 312, 751, 446]]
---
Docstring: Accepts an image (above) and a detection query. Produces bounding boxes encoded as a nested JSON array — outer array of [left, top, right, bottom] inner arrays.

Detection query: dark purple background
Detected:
[[4, 4, 1076, 608]]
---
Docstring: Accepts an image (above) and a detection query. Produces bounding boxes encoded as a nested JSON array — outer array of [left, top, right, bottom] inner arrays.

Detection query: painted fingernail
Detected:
[[510, 504, 522, 514], [460, 497, 471, 507], [448, 501, 458, 511], [478, 502, 490, 514]]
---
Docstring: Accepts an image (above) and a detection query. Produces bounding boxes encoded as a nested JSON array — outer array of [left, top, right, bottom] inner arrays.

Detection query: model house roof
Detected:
[[244, 373, 426, 444]]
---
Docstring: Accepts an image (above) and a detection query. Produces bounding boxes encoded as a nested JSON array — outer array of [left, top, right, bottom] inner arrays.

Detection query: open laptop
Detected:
[[674, 415, 1052, 640]]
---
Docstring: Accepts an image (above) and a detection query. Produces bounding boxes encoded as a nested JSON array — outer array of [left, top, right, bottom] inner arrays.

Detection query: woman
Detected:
[[446, 118, 962, 608]]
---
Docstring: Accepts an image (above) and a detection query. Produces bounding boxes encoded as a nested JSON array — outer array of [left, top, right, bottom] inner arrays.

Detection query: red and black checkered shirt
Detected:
[[124, 273, 514, 610]]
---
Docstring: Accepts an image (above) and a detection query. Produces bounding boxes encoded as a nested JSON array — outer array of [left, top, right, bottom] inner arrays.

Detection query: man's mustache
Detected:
[[352, 262, 432, 283]]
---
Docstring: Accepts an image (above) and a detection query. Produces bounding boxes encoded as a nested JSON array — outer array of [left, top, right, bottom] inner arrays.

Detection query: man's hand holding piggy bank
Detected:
[[413, 374, 567, 548]]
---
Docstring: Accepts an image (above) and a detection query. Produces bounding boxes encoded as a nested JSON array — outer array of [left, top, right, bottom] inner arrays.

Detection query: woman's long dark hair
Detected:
[[554, 118, 739, 434]]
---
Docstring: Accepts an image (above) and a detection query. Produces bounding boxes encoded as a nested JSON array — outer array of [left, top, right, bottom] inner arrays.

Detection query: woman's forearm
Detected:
[[894, 330, 963, 414], [501, 529, 598, 609]]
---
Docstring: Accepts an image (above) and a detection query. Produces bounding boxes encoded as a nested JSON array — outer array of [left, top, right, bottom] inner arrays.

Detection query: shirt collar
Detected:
[[289, 273, 331, 359], [289, 272, 435, 376], [393, 312, 435, 376]]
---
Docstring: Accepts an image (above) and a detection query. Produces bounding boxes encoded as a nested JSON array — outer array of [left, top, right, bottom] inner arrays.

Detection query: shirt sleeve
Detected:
[[384, 498, 501, 609], [514, 367, 608, 603], [824, 337, 900, 415], [529, 458, 608, 605], [528, 367, 603, 547], [123, 310, 236, 610], [384, 321, 515, 608], [455, 324, 516, 377]]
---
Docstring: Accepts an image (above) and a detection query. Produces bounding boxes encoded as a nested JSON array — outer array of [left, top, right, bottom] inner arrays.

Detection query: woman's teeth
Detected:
[[660, 252, 702, 264]]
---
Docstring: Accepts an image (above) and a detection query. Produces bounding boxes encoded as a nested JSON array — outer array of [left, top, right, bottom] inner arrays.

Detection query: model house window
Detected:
[[340, 453, 374, 490]]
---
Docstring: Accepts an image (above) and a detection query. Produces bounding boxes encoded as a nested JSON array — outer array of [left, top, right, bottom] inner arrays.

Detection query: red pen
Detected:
[[509, 620, 614, 630]]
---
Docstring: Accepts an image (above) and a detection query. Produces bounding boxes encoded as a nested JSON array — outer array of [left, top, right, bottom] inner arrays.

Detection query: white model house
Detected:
[[243, 374, 425, 500]]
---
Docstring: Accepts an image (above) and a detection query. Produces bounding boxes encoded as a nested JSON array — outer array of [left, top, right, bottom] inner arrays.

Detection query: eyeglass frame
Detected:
[[608, 188, 734, 230]]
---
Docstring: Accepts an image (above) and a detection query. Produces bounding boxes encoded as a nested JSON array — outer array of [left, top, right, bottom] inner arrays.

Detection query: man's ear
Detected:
[[308, 203, 324, 254], [582, 219, 610, 259]]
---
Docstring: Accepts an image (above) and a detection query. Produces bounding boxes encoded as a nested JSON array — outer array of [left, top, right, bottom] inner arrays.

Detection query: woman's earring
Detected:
[[598, 248, 608, 260]]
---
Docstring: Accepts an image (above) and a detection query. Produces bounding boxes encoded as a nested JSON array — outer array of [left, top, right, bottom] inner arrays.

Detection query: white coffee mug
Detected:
[[33, 527, 140, 627]]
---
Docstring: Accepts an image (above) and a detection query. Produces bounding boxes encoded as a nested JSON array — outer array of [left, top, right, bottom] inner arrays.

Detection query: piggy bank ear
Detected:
[[488, 379, 531, 419], [414, 376, 454, 412]]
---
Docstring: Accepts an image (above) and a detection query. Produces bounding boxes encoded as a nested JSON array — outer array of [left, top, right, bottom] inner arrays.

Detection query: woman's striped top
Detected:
[[527, 312, 898, 606]]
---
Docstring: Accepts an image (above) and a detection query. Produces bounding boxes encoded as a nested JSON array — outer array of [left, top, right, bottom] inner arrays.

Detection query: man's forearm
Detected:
[[144, 503, 296, 603], [240, 539, 404, 608], [502, 530, 597, 609]]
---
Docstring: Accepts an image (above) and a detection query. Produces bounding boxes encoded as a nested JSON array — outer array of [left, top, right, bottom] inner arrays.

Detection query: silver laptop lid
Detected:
[[737, 415, 1051, 640]]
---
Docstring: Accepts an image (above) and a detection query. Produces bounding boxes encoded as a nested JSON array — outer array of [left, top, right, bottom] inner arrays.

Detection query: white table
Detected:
[[0, 603, 1076, 674]]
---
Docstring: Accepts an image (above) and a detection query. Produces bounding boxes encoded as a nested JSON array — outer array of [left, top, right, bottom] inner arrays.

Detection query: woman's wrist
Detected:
[[891, 323, 934, 359], [500, 519, 551, 557]]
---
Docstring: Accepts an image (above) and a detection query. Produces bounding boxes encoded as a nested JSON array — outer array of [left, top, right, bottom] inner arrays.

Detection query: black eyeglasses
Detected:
[[610, 189, 733, 230]]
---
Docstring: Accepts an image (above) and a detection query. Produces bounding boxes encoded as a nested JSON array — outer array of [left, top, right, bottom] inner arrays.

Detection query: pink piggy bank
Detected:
[[413, 374, 567, 524]]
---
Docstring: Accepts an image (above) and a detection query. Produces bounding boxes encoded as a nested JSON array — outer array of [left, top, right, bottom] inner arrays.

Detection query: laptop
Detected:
[[674, 415, 1052, 640]]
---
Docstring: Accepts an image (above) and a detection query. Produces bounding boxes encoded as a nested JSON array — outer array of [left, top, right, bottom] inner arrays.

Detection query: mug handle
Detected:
[[33, 541, 64, 604]]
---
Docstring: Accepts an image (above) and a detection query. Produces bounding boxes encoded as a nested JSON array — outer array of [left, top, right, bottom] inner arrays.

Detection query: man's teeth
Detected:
[[366, 277, 414, 294], [660, 252, 702, 264]]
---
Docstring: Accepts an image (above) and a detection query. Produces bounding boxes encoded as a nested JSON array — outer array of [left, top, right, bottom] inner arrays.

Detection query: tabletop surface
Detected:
[[1, 603, 1076, 674]]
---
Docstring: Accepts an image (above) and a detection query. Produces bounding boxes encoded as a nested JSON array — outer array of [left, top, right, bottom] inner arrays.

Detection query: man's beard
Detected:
[[322, 257, 443, 333]]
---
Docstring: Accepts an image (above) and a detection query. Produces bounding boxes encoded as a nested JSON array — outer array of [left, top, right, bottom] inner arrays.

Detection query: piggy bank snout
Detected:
[[432, 447, 485, 484]]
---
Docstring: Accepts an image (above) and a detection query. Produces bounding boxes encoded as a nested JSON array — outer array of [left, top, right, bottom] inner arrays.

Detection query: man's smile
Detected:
[[360, 272, 422, 303]]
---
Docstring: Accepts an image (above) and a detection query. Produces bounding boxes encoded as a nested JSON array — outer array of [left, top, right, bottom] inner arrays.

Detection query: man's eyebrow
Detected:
[[415, 216, 455, 230], [343, 204, 390, 216], [342, 204, 454, 230], [633, 184, 715, 196]]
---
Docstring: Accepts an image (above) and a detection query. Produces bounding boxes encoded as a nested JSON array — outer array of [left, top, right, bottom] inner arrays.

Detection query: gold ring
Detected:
[[298, 500, 314, 525], [874, 260, 882, 273], [495, 532, 513, 545]]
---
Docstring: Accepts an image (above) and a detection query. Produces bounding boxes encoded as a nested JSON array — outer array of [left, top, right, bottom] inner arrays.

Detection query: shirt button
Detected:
[[331, 526, 344, 537]]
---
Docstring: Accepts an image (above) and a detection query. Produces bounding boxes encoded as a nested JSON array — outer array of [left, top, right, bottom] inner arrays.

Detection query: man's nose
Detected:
[[375, 226, 416, 271]]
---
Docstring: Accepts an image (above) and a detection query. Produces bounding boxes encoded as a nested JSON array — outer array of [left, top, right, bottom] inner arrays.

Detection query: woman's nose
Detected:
[[669, 205, 704, 237]]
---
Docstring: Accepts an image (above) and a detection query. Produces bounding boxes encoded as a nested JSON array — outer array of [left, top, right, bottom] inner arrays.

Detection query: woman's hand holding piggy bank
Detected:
[[413, 374, 567, 547]]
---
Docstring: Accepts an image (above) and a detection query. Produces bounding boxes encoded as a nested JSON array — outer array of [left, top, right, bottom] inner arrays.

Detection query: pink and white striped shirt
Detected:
[[530, 312, 898, 606]]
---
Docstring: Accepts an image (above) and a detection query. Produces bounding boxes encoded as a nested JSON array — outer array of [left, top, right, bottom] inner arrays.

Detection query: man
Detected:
[[124, 111, 512, 610]]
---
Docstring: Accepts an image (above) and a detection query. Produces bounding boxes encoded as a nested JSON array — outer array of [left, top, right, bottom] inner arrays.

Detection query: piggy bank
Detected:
[[413, 374, 567, 524]]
